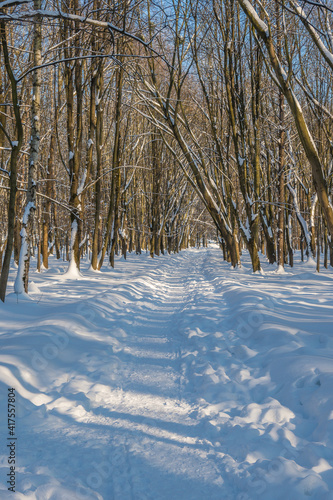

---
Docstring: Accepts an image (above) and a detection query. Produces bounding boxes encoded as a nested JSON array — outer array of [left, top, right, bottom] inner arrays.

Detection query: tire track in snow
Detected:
[[100, 249, 226, 498], [84, 250, 219, 499]]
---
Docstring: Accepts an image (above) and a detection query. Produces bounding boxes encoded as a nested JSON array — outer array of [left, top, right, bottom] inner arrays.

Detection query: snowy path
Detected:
[[0, 246, 333, 499]]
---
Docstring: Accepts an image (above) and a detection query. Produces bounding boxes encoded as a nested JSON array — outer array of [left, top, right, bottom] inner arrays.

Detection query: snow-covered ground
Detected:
[[0, 246, 333, 500]]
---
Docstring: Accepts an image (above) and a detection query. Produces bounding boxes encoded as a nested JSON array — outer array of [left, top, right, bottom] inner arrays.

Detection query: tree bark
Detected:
[[0, 20, 24, 302]]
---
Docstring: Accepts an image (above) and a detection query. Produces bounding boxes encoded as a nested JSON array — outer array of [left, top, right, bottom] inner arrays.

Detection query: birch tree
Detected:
[[14, 0, 42, 294]]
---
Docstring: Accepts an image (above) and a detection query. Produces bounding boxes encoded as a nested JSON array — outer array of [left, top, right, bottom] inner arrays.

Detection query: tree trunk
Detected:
[[0, 20, 24, 302]]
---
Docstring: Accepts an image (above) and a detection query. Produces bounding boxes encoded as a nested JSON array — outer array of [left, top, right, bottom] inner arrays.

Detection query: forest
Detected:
[[0, 0, 333, 300], [1, 2, 333, 499]]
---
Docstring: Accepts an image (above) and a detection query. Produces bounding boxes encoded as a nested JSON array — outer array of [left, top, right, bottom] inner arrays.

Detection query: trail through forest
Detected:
[[0, 246, 333, 499]]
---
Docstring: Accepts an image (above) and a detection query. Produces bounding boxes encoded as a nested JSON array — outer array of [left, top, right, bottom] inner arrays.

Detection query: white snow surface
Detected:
[[1, 246, 333, 499]]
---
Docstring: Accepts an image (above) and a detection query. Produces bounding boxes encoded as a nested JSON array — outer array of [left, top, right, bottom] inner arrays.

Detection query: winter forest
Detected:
[[1, 0, 333, 499]]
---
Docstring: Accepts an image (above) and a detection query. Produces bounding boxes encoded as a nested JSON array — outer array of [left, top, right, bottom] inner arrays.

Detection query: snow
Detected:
[[62, 256, 82, 280], [77, 169, 87, 196], [238, 155, 245, 167], [240, 219, 251, 241], [263, 215, 273, 239], [239, 0, 269, 37], [287, 182, 311, 250], [64, 221, 82, 279], [13, 270, 29, 297], [22, 202, 35, 225], [1, 246, 333, 499], [13, 203, 35, 296], [310, 193, 318, 229], [28, 281, 40, 293], [275, 264, 286, 274]]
